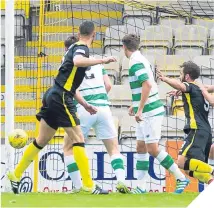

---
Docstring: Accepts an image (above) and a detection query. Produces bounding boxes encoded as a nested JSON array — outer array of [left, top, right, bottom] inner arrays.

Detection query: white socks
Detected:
[[111, 154, 126, 183], [136, 153, 149, 180], [64, 155, 82, 190], [156, 150, 185, 180]]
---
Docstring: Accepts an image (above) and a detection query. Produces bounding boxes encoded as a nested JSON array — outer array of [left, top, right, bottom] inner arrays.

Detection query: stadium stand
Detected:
[[139, 25, 173, 56], [209, 28, 214, 55], [157, 14, 188, 31], [174, 25, 209, 57]]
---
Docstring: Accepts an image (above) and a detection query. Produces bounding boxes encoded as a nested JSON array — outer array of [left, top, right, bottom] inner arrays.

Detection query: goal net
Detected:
[[1, 0, 214, 193]]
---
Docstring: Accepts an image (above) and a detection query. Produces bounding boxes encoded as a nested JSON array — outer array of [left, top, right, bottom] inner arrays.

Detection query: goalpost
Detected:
[[1, 0, 213, 193]]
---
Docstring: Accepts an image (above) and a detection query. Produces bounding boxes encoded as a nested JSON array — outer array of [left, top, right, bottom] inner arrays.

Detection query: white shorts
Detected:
[[77, 105, 117, 140], [135, 115, 163, 144]]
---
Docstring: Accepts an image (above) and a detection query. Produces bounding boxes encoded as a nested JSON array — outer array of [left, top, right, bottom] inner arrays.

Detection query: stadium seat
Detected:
[[192, 18, 214, 30], [156, 55, 191, 77], [162, 116, 185, 137], [158, 15, 188, 31], [94, 54, 120, 84], [193, 55, 214, 76], [123, 4, 153, 25], [119, 115, 136, 139], [1, 13, 25, 39], [124, 16, 152, 35], [174, 25, 208, 57], [1, 44, 5, 67], [208, 28, 214, 55], [104, 25, 130, 55], [172, 99, 185, 116], [139, 25, 173, 56], [108, 85, 132, 106]]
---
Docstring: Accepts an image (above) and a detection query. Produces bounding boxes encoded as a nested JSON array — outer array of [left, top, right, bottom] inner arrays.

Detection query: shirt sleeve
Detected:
[[132, 63, 149, 83], [73, 45, 89, 58], [183, 82, 192, 93]]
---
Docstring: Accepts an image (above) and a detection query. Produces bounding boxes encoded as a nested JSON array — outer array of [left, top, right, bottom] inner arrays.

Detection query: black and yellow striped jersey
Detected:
[[55, 41, 89, 96], [182, 82, 211, 133]]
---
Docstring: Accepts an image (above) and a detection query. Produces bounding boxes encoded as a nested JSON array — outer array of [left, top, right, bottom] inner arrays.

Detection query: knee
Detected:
[[36, 137, 47, 148], [136, 142, 147, 153], [63, 142, 73, 155], [147, 146, 159, 157], [177, 157, 185, 169]]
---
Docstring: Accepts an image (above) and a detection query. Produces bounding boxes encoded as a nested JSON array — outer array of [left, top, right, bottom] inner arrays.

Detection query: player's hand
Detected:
[[167, 90, 182, 98], [135, 110, 143, 123], [84, 103, 98, 115], [102, 56, 117, 64], [156, 69, 167, 82], [128, 106, 134, 116]]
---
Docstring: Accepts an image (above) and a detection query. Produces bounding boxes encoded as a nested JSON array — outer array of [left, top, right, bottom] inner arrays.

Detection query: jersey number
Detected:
[[204, 98, 209, 112]]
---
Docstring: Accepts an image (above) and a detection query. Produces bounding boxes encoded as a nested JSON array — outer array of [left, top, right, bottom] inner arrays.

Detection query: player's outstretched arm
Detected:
[[198, 84, 214, 107], [156, 69, 187, 92], [73, 55, 116, 68], [205, 85, 214, 93]]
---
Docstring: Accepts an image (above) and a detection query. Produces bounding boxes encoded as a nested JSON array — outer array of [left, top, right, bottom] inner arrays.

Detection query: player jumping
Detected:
[[7, 21, 116, 194], [122, 34, 189, 194], [62, 35, 130, 193], [157, 61, 214, 185]]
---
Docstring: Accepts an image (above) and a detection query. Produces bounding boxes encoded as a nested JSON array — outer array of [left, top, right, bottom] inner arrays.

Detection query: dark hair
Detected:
[[64, 35, 79, 48], [122, 34, 140, 52], [79, 21, 95, 36], [181, 61, 200, 80]]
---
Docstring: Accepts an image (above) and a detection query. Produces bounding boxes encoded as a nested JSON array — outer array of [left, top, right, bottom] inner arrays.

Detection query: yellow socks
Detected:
[[186, 159, 214, 173], [192, 171, 213, 184], [73, 143, 94, 189], [14, 140, 42, 179]]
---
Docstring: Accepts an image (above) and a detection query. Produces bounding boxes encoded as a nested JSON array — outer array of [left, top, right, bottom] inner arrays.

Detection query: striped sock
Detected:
[[111, 154, 125, 183], [64, 155, 82, 190], [156, 150, 185, 180], [136, 153, 149, 180]]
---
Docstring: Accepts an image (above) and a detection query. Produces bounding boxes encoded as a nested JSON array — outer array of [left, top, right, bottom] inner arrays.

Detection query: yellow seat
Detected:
[[172, 99, 185, 116]]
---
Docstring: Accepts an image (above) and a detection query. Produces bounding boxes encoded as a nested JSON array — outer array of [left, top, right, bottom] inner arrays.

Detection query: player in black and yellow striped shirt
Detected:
[[157, 61, 214, 185], [7, 21, 116, 194]]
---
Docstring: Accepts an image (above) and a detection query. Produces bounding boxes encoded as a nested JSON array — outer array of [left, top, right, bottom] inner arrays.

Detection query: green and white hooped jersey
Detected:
[[129, 51, 164, 118], [77, 63, 110, 107]]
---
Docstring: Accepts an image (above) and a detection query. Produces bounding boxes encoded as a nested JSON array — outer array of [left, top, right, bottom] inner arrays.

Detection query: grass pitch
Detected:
[[1, 192, 198, 208]]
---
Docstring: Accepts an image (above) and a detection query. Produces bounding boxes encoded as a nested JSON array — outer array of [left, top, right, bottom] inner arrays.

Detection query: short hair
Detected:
[[122, 34, 140, 52], [64, 35, 78, 48], [181, 61, 200, 80], [79, 21, 95, 36]]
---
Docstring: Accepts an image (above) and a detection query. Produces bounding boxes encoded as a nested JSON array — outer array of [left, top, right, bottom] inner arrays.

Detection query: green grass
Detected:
[[1, 192, 198, 208]]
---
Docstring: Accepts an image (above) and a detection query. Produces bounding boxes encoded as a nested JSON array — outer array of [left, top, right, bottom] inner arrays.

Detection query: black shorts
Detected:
[[179, 129, 212, 162], [36, 85, 80, 130]]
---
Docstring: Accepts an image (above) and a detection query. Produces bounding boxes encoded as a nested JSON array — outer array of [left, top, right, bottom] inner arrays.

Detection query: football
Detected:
[[8, 129, 28, 149]]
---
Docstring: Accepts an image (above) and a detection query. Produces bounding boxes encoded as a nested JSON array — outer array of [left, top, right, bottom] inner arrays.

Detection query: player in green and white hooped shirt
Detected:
[[63, 36, 130, 194], [122, 34, 189, 194]]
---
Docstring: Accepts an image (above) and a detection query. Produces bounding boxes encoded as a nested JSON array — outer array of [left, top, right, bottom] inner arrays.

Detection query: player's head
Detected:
[[64, 35, 79, 51], [180, 61, 200, 82], [78, 21, 95, 47], [122, 34, 140, 58]]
